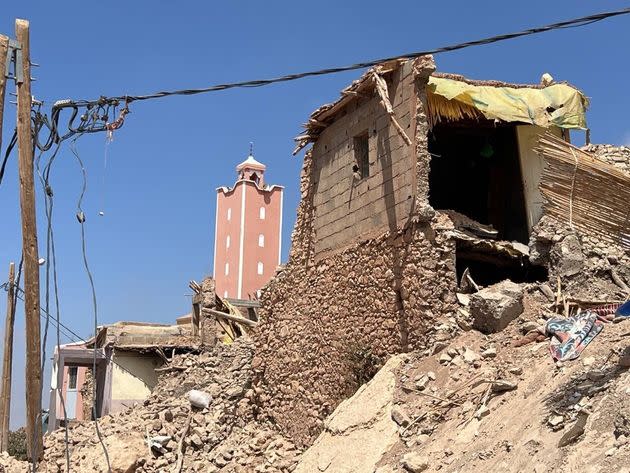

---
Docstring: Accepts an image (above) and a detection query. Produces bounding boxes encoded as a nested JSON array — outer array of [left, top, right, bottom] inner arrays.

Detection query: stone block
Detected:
[[470, 280, 524, 334]]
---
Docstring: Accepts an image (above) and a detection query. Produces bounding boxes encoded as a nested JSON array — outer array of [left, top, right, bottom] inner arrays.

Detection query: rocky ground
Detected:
[[0, 279, 628, 472], [1, 217, 629, 473]]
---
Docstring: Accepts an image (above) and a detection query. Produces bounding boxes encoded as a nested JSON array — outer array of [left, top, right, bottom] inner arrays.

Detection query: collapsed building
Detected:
[[48, 281, 259, 433], [48, 321, 197, 431], [3, 56, 628, 473], [252, 56, 630, 445]]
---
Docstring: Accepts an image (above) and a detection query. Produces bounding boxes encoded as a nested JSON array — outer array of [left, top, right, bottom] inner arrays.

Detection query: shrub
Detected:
[[7, 427, 27, 461]]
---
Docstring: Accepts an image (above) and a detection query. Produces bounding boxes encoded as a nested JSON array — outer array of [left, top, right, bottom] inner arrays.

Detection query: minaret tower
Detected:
[[213, 146, 284, 299]]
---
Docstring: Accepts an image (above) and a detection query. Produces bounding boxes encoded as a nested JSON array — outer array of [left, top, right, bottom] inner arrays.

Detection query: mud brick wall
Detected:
[[311, 61, 417, 256], [253, 57, 458, 446]]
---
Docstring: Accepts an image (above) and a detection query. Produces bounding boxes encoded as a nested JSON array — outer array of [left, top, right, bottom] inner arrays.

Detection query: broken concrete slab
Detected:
[[294, 356, 403, 473], [470, 280, 524, 333]]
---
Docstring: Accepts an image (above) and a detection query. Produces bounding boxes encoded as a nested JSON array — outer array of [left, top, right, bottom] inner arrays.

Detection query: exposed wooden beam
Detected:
[[202, 308, 258, 328]]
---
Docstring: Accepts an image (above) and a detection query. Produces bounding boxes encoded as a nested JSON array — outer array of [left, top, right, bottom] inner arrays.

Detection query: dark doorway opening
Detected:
[[428, 122, 529, 243]]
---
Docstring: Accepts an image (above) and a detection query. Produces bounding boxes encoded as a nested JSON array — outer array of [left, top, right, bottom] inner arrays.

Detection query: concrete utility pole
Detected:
[[15, 18, 43, 460], [0, 263, 16, 452]]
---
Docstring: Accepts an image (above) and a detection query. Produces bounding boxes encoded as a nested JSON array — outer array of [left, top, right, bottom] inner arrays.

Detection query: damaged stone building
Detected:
[[48, 320, 199, 432], [253, 56, 630, 445]]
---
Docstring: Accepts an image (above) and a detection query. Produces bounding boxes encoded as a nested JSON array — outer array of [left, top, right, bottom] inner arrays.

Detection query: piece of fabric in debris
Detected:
[[427, 77, 588, 129], [545, 311, 603, 362], [615, 301, 630, 317]]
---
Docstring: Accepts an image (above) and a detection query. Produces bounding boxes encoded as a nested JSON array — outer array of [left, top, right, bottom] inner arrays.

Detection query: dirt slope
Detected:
[[295, 295, 630, 473]]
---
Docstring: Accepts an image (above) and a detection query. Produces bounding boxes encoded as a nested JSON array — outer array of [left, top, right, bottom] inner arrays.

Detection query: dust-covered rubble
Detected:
[[293, 285, 630, 473], [2, 339, 301, 472], [581, 143, 630, 175]]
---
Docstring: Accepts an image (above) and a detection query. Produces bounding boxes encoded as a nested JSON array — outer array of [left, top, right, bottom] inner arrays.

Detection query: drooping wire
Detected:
[[99, 131, 113, 216], [69, 137, 112, 473], [28, 6, 630, 152], [0, 129, 17, 188], [34, 137, 70, 473]]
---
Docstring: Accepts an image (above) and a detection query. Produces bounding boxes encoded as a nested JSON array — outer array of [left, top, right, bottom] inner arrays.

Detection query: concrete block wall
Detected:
[[311, 62, 417, 255]]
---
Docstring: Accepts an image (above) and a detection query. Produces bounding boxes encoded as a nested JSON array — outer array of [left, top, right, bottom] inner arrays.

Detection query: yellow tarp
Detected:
[[427, 77, 589, 129]]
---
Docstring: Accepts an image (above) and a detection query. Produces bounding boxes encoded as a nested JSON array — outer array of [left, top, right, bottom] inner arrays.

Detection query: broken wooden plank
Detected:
[[172, 410, 193, 473], [225, 298, 261, 308], [202, 308, 258, 328], [371, 71, 412, 146]]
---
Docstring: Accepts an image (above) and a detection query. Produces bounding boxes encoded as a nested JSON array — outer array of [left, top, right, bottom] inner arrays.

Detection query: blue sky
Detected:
[[1, 2, 629, 428]]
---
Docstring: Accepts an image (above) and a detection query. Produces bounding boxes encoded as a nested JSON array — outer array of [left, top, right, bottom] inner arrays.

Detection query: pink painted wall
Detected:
[[58, 365, 88, 421], [214, 184, 244, 299], [214, 169, 283, 299], [241, 182, 283, 298]]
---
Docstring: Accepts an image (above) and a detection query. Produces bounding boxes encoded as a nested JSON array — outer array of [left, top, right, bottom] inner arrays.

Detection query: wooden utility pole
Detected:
[[0, 263, 16, 452], [15, 19, 43, 460], [0, 34, 8, 154], [0, 32, 12, 456]]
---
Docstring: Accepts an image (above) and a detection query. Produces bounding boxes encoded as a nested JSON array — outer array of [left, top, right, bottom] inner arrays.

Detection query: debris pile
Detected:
[[295, 286, 630, 473], [582, 143, 630, 174], [4, 339, 301, 472]]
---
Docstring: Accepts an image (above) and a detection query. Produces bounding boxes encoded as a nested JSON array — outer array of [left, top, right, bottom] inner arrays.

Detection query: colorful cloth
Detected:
[[545, 311, 604, 362], [616, 301, 630, 317], [589, 303, 622, 318]]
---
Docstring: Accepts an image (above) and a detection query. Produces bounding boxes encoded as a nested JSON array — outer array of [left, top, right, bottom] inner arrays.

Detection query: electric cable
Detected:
[[7, 4, 630, 468], [35, 138, 70, 472], [0, 129, 17, 188], [69, 137, 112, 473], [28, 6, 630, 152], [68, 7, 630, 106]]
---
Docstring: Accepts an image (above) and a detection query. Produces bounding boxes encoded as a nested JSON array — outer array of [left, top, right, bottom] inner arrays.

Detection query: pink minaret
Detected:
[[213, 147, 284, 299]]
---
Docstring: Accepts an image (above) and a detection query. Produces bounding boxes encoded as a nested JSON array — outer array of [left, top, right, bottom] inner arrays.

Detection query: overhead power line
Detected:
[[22, 6, 630, 155], [62, 6, 630, 107]]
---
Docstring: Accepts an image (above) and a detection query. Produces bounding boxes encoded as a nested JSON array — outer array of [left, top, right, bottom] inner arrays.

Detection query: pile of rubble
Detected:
[[295, 284, 630, 473], [2, 339, 301, 473], [582, 143, 630, 175]]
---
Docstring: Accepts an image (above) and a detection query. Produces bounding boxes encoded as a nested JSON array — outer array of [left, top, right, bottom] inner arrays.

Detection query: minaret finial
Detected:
[[249, 142, 254, 156]]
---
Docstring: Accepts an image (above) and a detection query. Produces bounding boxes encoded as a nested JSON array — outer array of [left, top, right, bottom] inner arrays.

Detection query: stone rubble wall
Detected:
[[253, 224, 457, 446], [581, 143, 630, 175], [252, 56, 461, 447], [529, 215, 630, 300]]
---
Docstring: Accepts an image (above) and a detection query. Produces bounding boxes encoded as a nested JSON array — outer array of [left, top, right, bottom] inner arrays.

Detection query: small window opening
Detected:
[[225, 263, 229, 275], [257, 262, 264, 275], [258, 234, 265, 247], [353, 132, 369, 179], [68, 367, 78, 390], [259, 207, 266, 220], [227, 208, 232, 221], [226, 235, 230, 248]]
